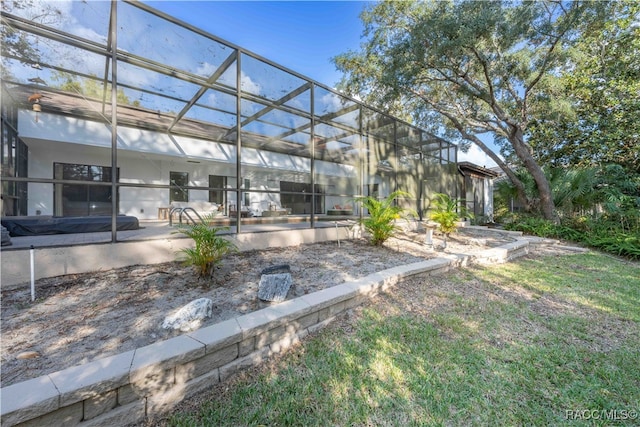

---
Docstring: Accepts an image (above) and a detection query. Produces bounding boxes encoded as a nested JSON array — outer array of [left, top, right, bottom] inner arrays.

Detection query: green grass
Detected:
[[168, 253, 640, 426]]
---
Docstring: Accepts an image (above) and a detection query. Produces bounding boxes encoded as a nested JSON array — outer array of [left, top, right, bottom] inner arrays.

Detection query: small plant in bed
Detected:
[[353, 190, 416, 246], [174, 214, 237, 278], [429, 192, 471, 248]]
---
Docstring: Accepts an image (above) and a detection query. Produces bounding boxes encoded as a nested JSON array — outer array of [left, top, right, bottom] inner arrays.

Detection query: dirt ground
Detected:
[[1, 227, 522, 387]]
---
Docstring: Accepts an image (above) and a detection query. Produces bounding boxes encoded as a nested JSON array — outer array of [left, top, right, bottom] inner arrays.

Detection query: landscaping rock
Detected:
[[161, 298, 213, 332], [1, 225, 11, 246], [16, 351, 40, 359], [261, 264, 290, 275], [258, 273, 292, 302]]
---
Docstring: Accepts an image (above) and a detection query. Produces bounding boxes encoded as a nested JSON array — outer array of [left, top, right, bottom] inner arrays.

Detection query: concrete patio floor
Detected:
[[1, 217, 357, 251]]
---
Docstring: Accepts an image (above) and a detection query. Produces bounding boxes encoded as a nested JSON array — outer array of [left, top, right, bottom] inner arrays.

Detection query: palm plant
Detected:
[[353, 190, 416, 246], [174, 215, 237, 277], [496, 166, 600, 218], [429, 193, 470, 248], [549, 167, 598, 216]]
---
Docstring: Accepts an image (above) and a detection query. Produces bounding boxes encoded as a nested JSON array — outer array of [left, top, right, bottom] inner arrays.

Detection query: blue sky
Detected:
[[145, 1, 369, 88], [143, 0, 497, 167]]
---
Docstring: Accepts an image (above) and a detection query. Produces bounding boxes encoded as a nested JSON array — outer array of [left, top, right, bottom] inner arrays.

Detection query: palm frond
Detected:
[[353, 190, 415, 245]]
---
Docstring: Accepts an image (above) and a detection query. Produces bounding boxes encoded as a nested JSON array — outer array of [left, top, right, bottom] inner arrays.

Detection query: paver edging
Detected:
[[0, 237, 535, 426]]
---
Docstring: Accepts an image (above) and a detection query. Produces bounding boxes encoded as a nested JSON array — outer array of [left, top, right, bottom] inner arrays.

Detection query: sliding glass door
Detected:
[[54, 163, 117, 217]]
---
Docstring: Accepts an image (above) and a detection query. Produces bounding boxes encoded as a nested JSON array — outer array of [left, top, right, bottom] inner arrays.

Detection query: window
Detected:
[[209, 175, 226, 205], [170, 171, 189, 202], [280, 181, 324, 214], [243, 178, 250, 207], [1, 105, 28, 216], [54, 163, 117, 216]]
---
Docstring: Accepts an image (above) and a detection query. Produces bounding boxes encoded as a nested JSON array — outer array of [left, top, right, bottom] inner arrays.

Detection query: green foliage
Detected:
[[504, 216, 557, 238], [174, 217, 237, 277], [586, 231, 640, 259], [471, 215, 488, 226], [504, 214, 640, 260], [549, 167, 599, 215], [493, 169, 538, 219], [353, 190, 415, 246], [334, 0, 611, 220], [597, 164, 640, 233], [429, 193, 470, 237], [495, 164, 640, 235], [526, 1, 640, 173]]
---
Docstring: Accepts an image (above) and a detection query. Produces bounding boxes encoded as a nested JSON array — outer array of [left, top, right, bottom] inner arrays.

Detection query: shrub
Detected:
[[429, 193, 471, 245], [353, 190, 416, 246], [505, 214, 640, 260], [586, 231, 640, 259], [504, 216, 557, 237], [174, 215, 237, 277]]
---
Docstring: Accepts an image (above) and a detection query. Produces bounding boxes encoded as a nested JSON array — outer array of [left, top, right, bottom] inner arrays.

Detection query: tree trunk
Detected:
[[464, 134, 531, 211], [509, 129, 558, 222], [412, 92, 548, 216]]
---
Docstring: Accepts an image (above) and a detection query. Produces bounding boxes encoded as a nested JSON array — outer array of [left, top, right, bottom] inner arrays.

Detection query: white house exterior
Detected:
[[1, 0, 458, 239]]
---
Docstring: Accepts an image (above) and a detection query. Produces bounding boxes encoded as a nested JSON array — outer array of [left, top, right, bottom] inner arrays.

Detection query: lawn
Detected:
[[165, 252, 639, 426]]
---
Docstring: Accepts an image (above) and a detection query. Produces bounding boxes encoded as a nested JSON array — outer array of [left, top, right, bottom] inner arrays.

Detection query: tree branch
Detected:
[[523, 2, 583, 123]]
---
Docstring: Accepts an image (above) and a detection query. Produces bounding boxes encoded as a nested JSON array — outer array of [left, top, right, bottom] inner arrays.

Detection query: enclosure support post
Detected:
[[109, 0, 118, 243]]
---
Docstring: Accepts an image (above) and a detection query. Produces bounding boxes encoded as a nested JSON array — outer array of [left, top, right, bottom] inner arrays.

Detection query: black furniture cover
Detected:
[[1, 215, 139, 237]]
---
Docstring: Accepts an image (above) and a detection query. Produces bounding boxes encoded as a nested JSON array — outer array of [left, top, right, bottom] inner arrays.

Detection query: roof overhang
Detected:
[[458, 161, 500, 178]]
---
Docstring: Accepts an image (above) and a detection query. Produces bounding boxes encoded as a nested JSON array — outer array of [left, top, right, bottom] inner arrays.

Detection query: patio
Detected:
[[1, 1, 458, 245], [1, 217, 360, 251]]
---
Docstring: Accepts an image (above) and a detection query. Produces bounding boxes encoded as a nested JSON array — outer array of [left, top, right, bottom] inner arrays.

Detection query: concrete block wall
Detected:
[[0, 227, 353, 290], [1, 235, 534, 426]]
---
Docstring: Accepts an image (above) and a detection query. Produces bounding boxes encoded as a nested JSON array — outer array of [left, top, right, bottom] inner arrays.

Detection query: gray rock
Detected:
[[258, 273, 292, 302], [1, 225, 11, 246], [261, 264, 290, 275], [161, 298, 213, 332]]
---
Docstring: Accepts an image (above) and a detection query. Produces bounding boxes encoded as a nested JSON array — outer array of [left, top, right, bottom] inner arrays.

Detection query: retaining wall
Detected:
[[1, 234, 532, 426], [0, 227, 354, 290]]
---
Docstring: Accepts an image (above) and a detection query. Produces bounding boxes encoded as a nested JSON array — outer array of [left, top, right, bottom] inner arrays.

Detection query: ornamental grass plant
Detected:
[[429, 193, 471, 247], [174, 215, 237, 277]]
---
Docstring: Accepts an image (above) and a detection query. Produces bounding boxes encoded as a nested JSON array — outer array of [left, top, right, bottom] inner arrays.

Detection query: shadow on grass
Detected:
[[165, 252, 640, 426]]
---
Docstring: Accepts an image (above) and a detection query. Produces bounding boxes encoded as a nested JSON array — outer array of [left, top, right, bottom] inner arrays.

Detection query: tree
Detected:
[[526, 1, 640, 173], [334, 0, 608, 221], [51, 71, 140, 107], [1, 0, 64, 78]]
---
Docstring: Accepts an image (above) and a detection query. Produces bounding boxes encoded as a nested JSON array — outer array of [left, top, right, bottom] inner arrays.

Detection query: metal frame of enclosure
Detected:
[[1, 0, 457, 243]]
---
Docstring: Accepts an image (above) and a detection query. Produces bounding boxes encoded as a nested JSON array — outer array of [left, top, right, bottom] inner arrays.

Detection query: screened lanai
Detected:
[[1, 0, 458, 242]]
